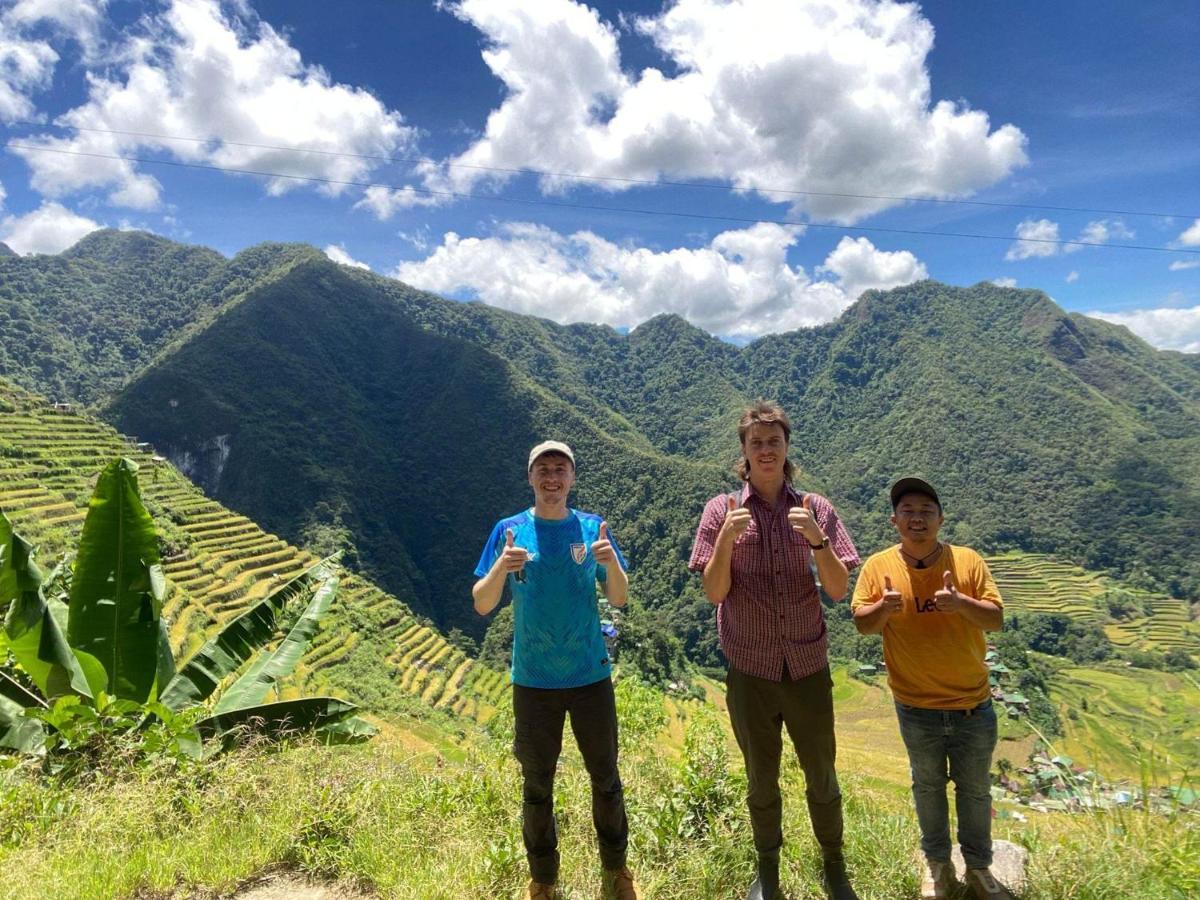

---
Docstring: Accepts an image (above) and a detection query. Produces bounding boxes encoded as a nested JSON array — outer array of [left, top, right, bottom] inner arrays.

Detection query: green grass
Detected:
[[0, 696, 1195, 900]]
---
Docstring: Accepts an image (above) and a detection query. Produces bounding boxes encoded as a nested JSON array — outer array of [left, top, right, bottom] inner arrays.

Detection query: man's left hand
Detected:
[[592, 521, 618, 567], [788, 494, 826, 546], [934, 570, 966, 614]]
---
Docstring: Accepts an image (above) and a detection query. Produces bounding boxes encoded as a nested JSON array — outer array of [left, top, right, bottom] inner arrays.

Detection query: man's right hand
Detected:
[[500, 527, 531, 573], [878, 575, 902, 617], [720, 494, 752, 542]]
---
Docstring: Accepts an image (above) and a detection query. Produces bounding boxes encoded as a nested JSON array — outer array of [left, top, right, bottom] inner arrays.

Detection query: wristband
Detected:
[[808, 537, 830, 551]]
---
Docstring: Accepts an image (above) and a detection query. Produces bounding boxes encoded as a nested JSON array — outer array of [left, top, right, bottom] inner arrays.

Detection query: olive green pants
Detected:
[[726, 664, 845, 862]]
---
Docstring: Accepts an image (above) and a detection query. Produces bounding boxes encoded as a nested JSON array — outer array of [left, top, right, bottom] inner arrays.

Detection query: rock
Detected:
[[951, 839, 1028, 892]]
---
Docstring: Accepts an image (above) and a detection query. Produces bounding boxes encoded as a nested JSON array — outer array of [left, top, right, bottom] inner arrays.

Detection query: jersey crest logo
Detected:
[[571, 543, 587, 564]]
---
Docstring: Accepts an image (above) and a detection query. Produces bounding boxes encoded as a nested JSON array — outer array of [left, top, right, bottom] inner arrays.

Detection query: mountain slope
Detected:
[[0, 376, 509, 721], [103, 256, 730, 644]]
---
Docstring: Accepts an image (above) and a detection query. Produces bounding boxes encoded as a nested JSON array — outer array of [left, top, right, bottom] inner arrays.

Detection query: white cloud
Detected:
[[419, 0, 1027, 224], [1169, 259, 1200, 271], [323, 244, 370, 270], [1091, 305, 1200, 353], [1066, 270, 1079, 283], [990, 277, 1017, 288], [1179, 219, 1200, 247], [816, 236, 926, 301], [11, 0, 415, 209], [5, 0, 108, 58], [0, 201, 101, 253], [1006, 217, 1132, 260], [0, 19, 59, 120], [354, 183, 445, 218], [392, 222, 926, 340], [1006, 218, 1060, 260]]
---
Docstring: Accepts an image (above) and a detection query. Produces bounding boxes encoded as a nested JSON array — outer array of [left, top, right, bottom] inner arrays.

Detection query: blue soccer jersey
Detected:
[[475, 509, 627, 689]]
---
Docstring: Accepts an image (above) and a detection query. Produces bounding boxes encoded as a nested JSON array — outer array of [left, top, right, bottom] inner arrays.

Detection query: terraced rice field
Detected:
[[0, 380, 507, 722], [987, 551, 1199, 656], [1047, 663, 1200, 783]]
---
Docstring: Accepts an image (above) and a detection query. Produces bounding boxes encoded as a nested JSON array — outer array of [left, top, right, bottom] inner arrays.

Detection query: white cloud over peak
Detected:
[[0, 201, 101, 253], [1179, 219, 1200, 247], [323, 244, 370, 270], [1091, 305, 1200, 354], [1005, 218, 1060, 260], [392, 223, 926, 339], [11, 0, 414, 209], [411, 0, 1027, 224], [1006, 217, 1133, 261], [990, 277, 1017, 288]]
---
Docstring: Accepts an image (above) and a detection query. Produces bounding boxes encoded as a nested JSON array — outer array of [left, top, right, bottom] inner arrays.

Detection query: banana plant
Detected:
[[0, 458, 374, 758]]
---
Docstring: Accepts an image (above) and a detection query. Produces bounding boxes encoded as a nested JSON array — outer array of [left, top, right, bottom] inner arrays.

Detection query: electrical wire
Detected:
[[7, 142, 1200, 255], [7, 120, 1198, 221]]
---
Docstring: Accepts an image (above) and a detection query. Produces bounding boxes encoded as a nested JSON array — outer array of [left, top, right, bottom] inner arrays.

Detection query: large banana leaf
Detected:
[[158, 558, 337, 711], [67, 459, 163, 703], [193, 696, 359, 743], [1, 514, 96, 699], [0, 669, 46, 753], [213, 573, 339, 714]]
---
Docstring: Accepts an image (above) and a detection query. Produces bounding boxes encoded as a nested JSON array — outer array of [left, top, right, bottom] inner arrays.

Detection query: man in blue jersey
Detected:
[[473, 440, 638, 900]]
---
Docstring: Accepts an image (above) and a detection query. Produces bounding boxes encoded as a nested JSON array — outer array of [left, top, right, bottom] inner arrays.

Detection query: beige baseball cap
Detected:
[[528, 440, 575, 471]]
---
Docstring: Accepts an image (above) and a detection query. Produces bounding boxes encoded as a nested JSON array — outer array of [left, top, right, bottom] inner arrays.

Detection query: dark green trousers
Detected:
[[726, 665, 845, 861]]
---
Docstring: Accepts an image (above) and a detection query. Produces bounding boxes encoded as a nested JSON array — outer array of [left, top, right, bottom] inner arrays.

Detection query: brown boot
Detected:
[[602, 866, 641, 900]]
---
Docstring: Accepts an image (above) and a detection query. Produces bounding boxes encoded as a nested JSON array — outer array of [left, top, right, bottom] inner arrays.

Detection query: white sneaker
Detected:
[[920, 859, 957, 899], [965, 868, 1014, 900]]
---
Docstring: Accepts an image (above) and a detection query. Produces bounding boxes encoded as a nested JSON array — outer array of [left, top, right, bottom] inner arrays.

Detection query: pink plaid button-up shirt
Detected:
[[688, 482, 860, 681]]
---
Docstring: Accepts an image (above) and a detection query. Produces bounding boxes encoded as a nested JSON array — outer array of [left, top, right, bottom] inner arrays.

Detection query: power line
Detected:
[[7, 120, 1198, 221], [8, 142, 1200, 256]]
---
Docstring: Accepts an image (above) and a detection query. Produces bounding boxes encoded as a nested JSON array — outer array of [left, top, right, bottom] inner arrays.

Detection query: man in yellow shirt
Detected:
[[851, 478, 1013, 900]]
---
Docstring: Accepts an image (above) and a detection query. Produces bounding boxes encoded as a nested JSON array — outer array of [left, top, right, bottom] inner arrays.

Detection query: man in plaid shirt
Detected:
[[689, 401, 861, 900]]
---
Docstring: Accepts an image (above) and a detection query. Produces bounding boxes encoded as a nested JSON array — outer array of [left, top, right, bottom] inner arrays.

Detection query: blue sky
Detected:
[[0, 0, 1197, 348]]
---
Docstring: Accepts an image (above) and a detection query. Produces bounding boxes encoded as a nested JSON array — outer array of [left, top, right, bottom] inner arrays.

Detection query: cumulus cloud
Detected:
[[1169, 260, 1200, 271], [1005, 219, 1060, 260], [323, 243, 370, 270], [5, 0, 109, 58], [991, 277, 1017, 288], [1179, 219, 1200, 247], [392, 222, 926, 339], [11, 0, 414, 209], [1006, 217, 1133, 260], [1091, 305, 1200, 353], [0, 201, 101, 253], [817, 236, 927, 301], [410, 0, 1027, 224], [0, 17, 59, 120]]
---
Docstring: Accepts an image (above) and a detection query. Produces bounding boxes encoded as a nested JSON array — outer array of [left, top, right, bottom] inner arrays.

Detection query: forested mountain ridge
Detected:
[[1, 230, 1196, 657], [0, 229, 319, 405]]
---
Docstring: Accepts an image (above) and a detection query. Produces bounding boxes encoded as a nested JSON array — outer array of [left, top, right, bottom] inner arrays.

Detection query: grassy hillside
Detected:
[[0, 377, 509, 722]]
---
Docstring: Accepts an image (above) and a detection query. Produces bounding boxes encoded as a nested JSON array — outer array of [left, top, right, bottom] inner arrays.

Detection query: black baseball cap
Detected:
[[890, 476, 941, 509]]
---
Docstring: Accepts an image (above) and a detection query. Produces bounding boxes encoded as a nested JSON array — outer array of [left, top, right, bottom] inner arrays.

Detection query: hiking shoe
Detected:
[[523, 881, 557, 900], [821, 859, 860, 900], [920, 859, 957, 899], [602, 866, 641, 900], [965, 868, 1015, 900]]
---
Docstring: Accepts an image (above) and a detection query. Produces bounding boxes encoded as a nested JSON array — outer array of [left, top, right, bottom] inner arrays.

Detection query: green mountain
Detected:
[[0, 229, 315, 405], [2, 230, 1197, 659]]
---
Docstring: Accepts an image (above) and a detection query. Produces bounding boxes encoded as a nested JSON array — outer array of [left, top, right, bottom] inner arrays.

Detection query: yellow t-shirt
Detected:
[[851, 544, 1003, 709]]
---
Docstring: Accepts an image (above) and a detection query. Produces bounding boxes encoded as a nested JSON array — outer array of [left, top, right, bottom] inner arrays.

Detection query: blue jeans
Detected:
[[895, 700, 997, 870]]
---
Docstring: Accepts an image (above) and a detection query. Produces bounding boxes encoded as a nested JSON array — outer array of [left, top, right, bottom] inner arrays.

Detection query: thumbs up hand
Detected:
[[501, 527, 532, 574], [879, 575, 903, 617], [934, 570, 964, 614], [591, 521, 618, 567], [720, 492, 752, 542], [788, 494, 826, 546]]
